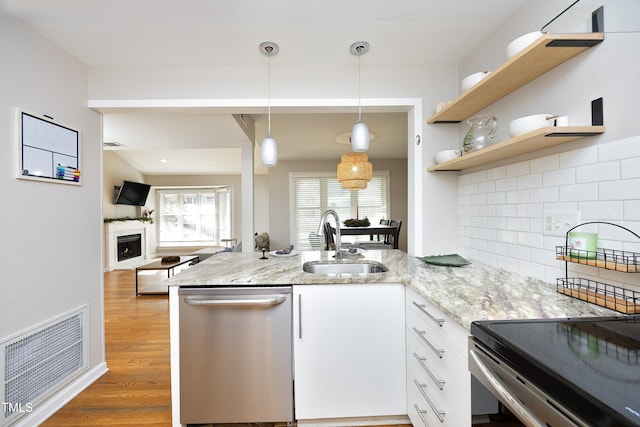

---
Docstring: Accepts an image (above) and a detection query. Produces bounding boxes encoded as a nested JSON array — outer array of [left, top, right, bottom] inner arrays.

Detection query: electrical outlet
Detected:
[[543, 211, 580, 236]]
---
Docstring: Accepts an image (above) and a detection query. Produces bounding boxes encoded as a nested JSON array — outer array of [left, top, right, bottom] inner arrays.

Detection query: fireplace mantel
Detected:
[[105, 221, 152, 271]]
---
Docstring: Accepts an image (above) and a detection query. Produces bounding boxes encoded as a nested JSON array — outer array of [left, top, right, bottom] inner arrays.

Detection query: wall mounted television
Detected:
[[113, 180, 151, 206]]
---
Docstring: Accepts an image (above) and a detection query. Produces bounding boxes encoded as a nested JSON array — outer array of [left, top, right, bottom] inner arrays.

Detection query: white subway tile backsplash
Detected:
[[495, 177, 517, 191], [516, 173, 542, 189], [458, 174, 472, 185], [506, 189, 529, 204], [543, 168, 575, 187], [506, 161, 530, 177], [507, 217, 529, 231], [478, 204, 496, 216], [506, 243, 530, 261], [487, 240, 507, 255], [621, 157, 640, 179], [471, 170, 488, 183], [496, 256, 519, 273], [517, 232, 544, 248], [517, 203, 543, 218], [496, 204, 518, 217], [598, 136, 640, 162], [530, 154, 559, 173], [457, 136, 640, 286], [599, 178, 640, 200], [461, 183, 479, 195], [487, 166, 506, 180], [624, 201, 640, 221], [471, 216, 488, 228], [471, 193, 488, 205], [487, 191, 506, 204], [579, 201, 623, 220], [496, 230, 517, 243], [530, 187, 559, 203], [529, 218, 543, 233], [518, 260, 545, 281], [559, 145, 598, 168], [559, 183, 598, 201], [478, 180, 496, 193], [487, 217, 507, 230], [576, 162, 620, 183]]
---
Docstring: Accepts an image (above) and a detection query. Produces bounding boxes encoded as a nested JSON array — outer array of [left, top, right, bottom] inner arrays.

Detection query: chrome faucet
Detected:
[[317, 209, 342, 260]]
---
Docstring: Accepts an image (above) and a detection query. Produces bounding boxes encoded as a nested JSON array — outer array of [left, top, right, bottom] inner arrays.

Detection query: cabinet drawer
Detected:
[[407, 367, 467, 427], [407, 345, 470, 426], [406, 287, 469, 355], [407, 325, 471, 402]]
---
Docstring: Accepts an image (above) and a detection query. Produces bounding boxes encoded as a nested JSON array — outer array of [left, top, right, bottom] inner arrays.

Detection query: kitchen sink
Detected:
[[302, 260, 388, 275]]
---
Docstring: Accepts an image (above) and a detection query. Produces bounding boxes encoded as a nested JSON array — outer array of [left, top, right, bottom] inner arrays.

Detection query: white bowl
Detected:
[[461, 71, 490, 92], [508, 114, 555, 138], [506, 31, 543, 58], [435, 150, 461, 164]]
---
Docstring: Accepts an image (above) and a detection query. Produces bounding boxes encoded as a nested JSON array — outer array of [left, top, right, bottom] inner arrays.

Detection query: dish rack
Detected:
[[556, 221, 640, 314]]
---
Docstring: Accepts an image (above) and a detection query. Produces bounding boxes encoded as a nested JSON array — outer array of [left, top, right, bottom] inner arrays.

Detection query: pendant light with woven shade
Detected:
[[337, 152, 372, 190]]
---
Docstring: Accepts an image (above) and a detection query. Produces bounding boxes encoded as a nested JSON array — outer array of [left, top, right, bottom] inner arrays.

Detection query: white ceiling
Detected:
[[1, 0, 529, 175]]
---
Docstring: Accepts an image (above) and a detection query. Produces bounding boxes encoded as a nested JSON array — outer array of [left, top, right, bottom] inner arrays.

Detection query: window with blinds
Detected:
[[290, 172, 390, 249], [157, 187, 232, 246]]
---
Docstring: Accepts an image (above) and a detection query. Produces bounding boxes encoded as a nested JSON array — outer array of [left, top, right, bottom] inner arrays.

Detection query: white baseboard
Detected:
[[13, 362, 108, 427]]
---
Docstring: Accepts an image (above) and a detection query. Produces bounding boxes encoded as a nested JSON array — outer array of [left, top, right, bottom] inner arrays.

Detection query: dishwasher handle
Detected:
[[184, 294, 287, 308]]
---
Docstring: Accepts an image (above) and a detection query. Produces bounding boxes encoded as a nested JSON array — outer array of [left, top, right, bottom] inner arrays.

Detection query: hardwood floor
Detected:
[[43, 270, 172, 426]]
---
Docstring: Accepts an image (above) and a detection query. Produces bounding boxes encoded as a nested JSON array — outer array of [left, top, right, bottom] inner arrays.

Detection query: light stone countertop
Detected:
[[168, 249, 618, 330]]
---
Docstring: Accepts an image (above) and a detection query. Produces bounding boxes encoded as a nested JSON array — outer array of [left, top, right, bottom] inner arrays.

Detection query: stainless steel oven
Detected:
[[178, 286, 293, 425], [469, 315, 640, 426]]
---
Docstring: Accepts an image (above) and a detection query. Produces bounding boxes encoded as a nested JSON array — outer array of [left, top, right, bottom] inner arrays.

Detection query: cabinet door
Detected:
[[293, 284, 406, 420]]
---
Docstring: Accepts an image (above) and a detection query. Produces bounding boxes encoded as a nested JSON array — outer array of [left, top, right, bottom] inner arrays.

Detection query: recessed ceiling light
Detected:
[[160, 158, 168, 163]]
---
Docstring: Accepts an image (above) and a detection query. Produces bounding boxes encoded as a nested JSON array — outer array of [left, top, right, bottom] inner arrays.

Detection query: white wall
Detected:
[[454, 1, 640, 293], [0, 5, 104, 417]]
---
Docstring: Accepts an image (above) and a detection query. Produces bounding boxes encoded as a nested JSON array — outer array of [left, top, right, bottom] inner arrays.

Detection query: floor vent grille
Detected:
[[2, 306, 88, 425]]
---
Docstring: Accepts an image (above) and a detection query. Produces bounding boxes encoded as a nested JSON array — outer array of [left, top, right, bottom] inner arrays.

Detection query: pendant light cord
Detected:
[[267, 48, 272, 136], [357, 49, 362, 121]]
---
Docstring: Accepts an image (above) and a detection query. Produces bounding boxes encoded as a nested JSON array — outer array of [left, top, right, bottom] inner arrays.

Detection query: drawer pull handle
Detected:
[[412, 301, 445, 326], [413, 403, 430, 426], [413, 352, 445, 390], [414, 379, 446, 423], [412, 327, 445, 358]]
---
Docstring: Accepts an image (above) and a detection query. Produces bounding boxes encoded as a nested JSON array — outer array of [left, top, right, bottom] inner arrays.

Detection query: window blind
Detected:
[[290, 172, 390, 249]]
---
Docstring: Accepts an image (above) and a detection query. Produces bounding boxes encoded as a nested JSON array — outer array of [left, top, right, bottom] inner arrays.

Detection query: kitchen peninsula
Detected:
[[167, 250, 616, 426]]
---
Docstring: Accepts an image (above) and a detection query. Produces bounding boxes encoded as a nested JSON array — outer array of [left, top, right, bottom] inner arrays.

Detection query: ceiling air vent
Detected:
[[103, 141, 125, 149]]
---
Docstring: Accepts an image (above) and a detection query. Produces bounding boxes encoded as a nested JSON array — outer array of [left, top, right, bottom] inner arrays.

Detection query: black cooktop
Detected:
[[471, 315, 640, 426]]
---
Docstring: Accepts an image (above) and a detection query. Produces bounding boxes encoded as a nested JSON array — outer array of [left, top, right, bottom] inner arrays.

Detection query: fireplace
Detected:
[[117, 233, 142, 262], [105, 222, 151, 271]]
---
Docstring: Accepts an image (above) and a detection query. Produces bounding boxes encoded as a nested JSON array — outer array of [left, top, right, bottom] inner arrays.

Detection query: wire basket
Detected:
[[556, 246, 640, 273], [557, 277, 640, 314]]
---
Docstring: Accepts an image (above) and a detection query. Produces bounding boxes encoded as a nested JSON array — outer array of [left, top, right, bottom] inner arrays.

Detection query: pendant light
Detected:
[[259, 41, 279, 167], [350, 41, 370, 152], [337, 152, 372, 190]]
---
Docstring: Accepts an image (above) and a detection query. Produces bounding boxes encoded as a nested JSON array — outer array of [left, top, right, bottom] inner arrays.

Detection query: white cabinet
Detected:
[[293, 284, 406, 421], [405, 287, 474, 426]]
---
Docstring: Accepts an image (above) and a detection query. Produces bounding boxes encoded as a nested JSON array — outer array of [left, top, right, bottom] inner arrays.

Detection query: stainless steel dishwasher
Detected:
[[178, 286, 293, 425]]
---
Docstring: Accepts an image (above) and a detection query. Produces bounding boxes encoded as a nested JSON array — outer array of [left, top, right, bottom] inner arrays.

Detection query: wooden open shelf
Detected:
[[427, 125, 604, 171], [427, 33, 605, 124]]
